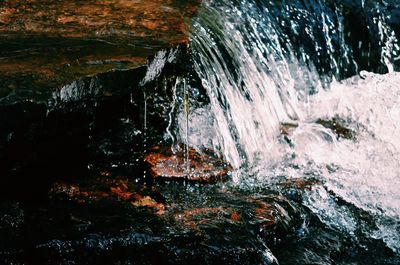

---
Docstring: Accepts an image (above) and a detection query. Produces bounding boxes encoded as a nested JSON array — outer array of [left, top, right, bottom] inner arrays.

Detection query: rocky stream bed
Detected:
[[1, 0, 400, 264]]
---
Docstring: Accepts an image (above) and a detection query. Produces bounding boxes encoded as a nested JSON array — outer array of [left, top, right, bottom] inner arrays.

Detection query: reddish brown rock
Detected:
[[110, 186, 134, 200], [279, 178, 322, 190], [230, 211, 241, 222], [48, 176, 167, 215], [249, 198, 280, 228], [246, 195, 304, 239], [173, 207, 226, 234], [0, 0, 199, 42], [0, 0, 201, 97], [144, 146, 232, 182], [43, 173, 306, 263], [131, 195, 165, 216]]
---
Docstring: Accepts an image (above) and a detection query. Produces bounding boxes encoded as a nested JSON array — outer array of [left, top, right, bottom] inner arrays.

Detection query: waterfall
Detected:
[[189, 0, 400, 169], [189, 0, 303, 168], [188, 0, 400, 255]]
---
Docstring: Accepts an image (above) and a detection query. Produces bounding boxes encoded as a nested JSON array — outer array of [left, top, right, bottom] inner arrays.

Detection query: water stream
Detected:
[[184, 0, 400, 262]]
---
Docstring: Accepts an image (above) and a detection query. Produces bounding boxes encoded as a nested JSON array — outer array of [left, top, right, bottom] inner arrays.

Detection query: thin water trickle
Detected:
[[166, 77, 178, 153], [143, 90, 148, 178], [183, 78, 190, 175]]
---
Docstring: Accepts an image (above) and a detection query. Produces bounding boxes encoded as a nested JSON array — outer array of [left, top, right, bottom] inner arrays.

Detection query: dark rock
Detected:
[[279, 122, 298, 136], [316, 117, 355, 140], [7, 170, 394, 264], [0, 37, 150, 103], [0, 177, 305, 265], [0, 89, 129, 199], [0, 44, 208, 199], [279, 178, 322, 191], [0, 202, 24, 229]]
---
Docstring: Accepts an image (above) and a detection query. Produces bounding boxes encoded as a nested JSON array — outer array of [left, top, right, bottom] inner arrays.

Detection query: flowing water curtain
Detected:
[[273, 0, 359, 80], [368, 1, 400, 72], [189, 0, 400, 169], [190, 0, 303, 168], [268, 0, 399, 76]]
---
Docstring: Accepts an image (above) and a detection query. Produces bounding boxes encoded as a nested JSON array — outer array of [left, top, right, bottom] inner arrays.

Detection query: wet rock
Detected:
[[316, 117, 355, 140], [48, 176, 167, 217], [0, 66, 147, 197], [0, 0, 201, 97], [0, 0, 198, 42], [0, 169, 307, 264], [0, 101, 90, 199], [279, 178, 322, 191], [278, 177, 323, 202], [389, 6, 400, 27], [49, 182, 82, 199], [145, 146, 232, 182], [279, 122, 298, 136], [248, 194, 305, 242], [49, 181, 110, 203], [0, 203, 24, 229], [0, 45, 207, 199], [131, 195, 166, 216], [0, 38, 148, 103], [26, 180, 304, 264]]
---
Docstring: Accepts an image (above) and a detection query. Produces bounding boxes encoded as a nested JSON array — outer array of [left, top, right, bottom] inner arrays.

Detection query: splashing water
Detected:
[[187, 0, 400, 257], [289, 72, 400, 253], [189, 0, 400, 168]]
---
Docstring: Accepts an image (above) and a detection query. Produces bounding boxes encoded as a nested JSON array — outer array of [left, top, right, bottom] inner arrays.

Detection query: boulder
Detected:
[[0, 0, 201, 98], [0, 41, 210, 199], [0, 174, 304, 265]]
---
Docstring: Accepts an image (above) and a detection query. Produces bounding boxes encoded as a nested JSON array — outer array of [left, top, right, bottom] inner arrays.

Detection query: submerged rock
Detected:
[[0, 174, 305, 265], [144, 146, 232, 182], [279, 122, 298, 136], [316, 117, 355, 140], [2, 170, 394, 264]]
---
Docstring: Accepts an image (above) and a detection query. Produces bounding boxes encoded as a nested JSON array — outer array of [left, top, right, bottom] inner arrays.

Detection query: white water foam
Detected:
[[231, 72, 400, 253], [295, 72, 400, 253], [236, 71, 400, 253]]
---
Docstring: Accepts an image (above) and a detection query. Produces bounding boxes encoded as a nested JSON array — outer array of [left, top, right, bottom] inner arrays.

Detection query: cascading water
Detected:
[[185, 0, 400, 262], [189, 0, 400, 168], [189, 0, 303, 168]]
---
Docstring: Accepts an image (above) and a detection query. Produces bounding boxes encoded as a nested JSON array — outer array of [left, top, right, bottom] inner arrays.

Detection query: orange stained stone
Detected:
[[0, 0, 200, 43], [230, 211, 241, 222], [0, 0, 201, 96], [131, 196, 165, 215], [110, 186, 134, 200], [144, 146, 232, 182]]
